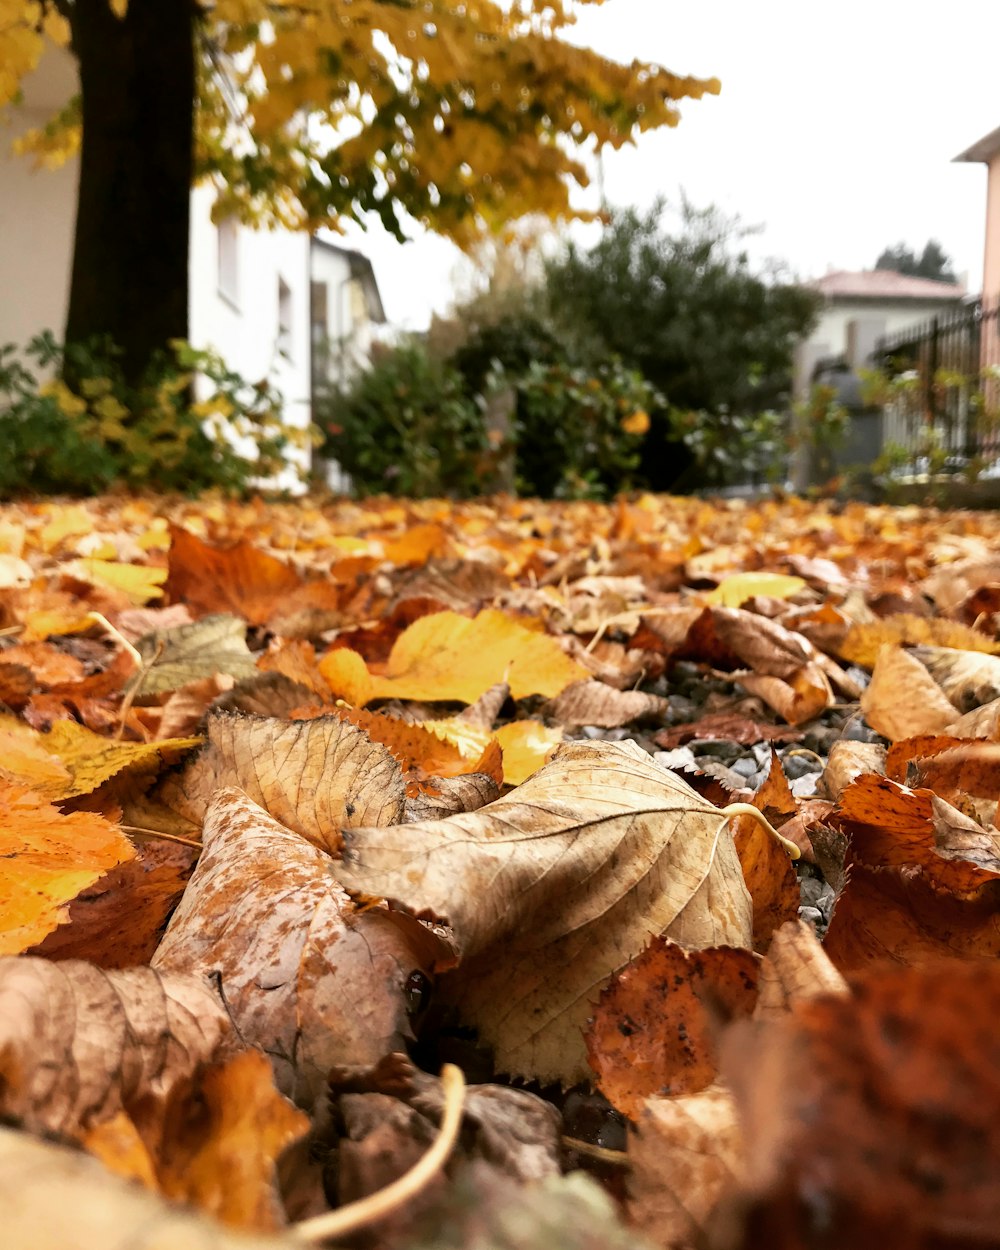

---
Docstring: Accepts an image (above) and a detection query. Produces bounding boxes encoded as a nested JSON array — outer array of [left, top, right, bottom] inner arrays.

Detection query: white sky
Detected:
[[335, 0, 1000, 331]]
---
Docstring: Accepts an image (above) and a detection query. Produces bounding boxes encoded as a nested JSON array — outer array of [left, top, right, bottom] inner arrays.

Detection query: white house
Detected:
[[0, 48, 386, 487]]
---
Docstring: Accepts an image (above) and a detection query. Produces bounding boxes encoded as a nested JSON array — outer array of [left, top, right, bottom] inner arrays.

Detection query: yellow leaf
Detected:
[[0, 781, 135, 955], [317, 647, 374, 706], [840, 615, 1000, 669], [21, 609, 97, 641], [495, 721, 563, 784], [419, 717, 562, 785], [705, 573, 807, 607], [63, 558, 167, 605], [0, 716, 200, 800], [332, 610, 588, 705], [40, 505, 95, 553]]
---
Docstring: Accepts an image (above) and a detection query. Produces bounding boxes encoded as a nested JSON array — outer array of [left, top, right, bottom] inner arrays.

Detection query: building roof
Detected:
[[810, 269, 967, 301], [311, 237, 387, 323], [954, 125, 1000, 164]]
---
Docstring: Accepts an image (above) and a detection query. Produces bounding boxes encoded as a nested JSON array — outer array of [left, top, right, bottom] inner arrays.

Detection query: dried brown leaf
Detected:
[[0, 1126, 290, 1250], [586, 938, 759, 1118], [860, 645, 958, 740], [547, 678, 668, 728], [0, 956, 229, 1138], [337, 740, 752, 1084], [163, 710, 405, 854], [153, 787, 449, 1107]]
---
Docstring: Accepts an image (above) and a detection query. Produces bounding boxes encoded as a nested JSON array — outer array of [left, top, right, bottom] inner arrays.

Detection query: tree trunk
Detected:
[[65, 0, 196, 385]]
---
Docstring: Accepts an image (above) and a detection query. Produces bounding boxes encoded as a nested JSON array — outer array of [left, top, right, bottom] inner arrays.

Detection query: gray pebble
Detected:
[[782, 753, 822, 780], [730, 756, 761, 780], [690, 739, 742, 761], [798, 905, 824, 927]]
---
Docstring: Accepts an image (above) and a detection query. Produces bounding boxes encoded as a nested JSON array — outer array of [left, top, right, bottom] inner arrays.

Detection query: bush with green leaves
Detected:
[[543, 199, 821, 490], [316, 341, 491, 498], [0, 332, 303, 499], [510, 359, 657, 499]]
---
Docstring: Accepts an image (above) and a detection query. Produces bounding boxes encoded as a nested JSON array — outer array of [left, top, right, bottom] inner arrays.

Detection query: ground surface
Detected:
[[2, 492, 1000, 1249]]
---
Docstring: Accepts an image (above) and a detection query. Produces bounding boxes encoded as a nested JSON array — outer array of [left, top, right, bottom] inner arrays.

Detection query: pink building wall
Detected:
[[985, 154, 1000, 304]]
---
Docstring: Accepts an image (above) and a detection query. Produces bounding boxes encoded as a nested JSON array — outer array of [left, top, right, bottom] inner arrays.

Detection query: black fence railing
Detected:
[[872, 297, 1000, 475]]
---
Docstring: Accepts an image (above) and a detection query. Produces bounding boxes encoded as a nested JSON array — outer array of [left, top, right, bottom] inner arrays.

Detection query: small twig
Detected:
[[0, 624, 25, 638], [115, 636, 164, 740], [562, 1135, 631, 1167], [292, 1064, 466, 1243], [718, 802, 800, 860], [784, 747, 826, 768], [121, 824, 204, 850], [85, 611, 143, 666]]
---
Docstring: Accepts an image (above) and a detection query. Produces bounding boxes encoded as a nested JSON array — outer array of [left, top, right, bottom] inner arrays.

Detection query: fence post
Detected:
[[928, 317, 939, 421]]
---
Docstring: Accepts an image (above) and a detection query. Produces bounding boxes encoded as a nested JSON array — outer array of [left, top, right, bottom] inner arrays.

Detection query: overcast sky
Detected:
[[334, 0, 1000, 329]]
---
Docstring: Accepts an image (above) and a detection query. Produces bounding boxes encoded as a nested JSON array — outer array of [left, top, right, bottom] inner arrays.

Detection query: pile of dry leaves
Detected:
[[2, 493, 1000, 1250]]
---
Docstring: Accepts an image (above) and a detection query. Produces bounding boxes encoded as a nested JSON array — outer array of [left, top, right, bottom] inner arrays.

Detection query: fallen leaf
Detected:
[[832, 773, 1000, 891], [165, 524, 339, 627], [61, 557, 167, 605], [0, 781, 136, 954], [839, 613, 1000, 668], [1, 640, 89, 688], [0, 956, 230, 1137], [629, 1084, 744, 1250], [410, 1164, 650, 1250], [586, 938, 759, 1118], [0, 715, 199, 799], [705, 573, 807, 607], [860, 645, 958, 740], [421, 716, 563, 786], [128, 613, 258, 696], [337, 740, 752, 1084], [0, 661, 34, 709], [909, 644, 1000, 712], [547, 679, 668, 728], [733, 776, 800, 951], [153, 787, 449, 1107], [655, 712, 804, 749], [0, 1126, 291, 1250], [405, 770, 501, 821], [738, 663, 832, 725], [30, 837, 195, 967], [163, 710, 405, 854], [723, 962, 1000, 1245], [156, 1051, 309, 1231], [824, 865, 1000, 970], [818, 739, 886, 800], [322, 609, 589, 705], [753, 918, 848, 1020]]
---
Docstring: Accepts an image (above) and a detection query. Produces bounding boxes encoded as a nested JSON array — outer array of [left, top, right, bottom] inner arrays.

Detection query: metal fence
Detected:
[[873, 296, 1000, 476]]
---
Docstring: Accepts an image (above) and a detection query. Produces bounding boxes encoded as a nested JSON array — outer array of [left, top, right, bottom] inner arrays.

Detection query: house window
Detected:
[[277, 276, 293, 358], [310, 280, 328, 346], [217, 217, 239, 306]]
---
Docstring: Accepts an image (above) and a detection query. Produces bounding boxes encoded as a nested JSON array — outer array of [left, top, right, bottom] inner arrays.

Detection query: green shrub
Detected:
[[669, 406, 788, 488], [0, 332, 304, 499], [511, 359, 657, 499], [316, 342, 490, 498]]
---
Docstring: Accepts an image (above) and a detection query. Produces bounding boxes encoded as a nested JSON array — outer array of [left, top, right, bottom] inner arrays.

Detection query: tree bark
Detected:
[[65, 0, 196, 385]]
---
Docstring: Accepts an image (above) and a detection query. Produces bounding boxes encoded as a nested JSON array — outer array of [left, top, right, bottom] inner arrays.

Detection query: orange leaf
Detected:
[[0, 782, 136, 954]]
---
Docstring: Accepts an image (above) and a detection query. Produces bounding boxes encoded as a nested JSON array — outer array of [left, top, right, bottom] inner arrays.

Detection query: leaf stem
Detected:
[[292, 1063, 466, 1243], [121, 824, 203, 850], [718, 802, 800, 860]]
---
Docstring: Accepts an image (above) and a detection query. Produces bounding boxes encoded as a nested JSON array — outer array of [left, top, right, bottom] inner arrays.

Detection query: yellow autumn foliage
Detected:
[[4, 0, 718, 247]]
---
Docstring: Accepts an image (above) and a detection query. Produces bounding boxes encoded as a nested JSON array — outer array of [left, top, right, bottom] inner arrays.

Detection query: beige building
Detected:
[[793, 269, 967, 402]]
